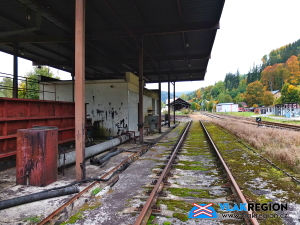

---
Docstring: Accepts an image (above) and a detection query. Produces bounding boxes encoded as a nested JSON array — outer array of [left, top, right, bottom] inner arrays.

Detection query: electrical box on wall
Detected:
[[145, 115, 158, 131]]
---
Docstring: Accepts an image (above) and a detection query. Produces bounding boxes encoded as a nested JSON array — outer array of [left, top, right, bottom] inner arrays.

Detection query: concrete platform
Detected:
[[0, 120, 189, 225]]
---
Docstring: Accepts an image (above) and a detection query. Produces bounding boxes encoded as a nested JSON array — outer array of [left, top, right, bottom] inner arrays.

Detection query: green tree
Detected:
[[179, 93, 188, 101], [211, 81, 225, 98], [18, 66, 59, 99], [244, 81, 264, 107], [207, 100, 214, 112], [234, 93, 245, 104], [0, 77, 13, 97], [217, 93, 233, 103], [190, 102, 196, 110]]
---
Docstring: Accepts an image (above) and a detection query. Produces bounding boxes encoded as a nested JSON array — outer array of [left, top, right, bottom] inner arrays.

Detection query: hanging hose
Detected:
[[0, 185, 79, 211]]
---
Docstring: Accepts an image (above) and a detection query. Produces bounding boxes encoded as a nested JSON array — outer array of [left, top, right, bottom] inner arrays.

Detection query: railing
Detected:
[[0, 72, 56, 100]]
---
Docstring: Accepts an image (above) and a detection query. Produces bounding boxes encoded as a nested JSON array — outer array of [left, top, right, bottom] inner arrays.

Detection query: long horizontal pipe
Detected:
[[58, 135, 129, 167], [0, 185, 79, 211]]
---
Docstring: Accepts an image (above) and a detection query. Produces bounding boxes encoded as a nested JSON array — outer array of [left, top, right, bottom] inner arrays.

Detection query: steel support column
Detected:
[[13, 42, 18, 98], [158, 63, 162, 133], [138, 36, 144, 143], [75, 0, 86, 181], [173, 82, 175, 125], [168, 74, 170, 128], [72, 62, 75, 102]]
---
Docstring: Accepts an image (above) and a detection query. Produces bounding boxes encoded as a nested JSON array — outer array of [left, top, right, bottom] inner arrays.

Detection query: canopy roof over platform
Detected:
[[0, 0, 224, 83]]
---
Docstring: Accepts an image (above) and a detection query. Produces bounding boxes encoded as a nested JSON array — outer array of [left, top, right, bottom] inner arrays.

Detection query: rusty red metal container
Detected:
[[16, 127, 58, 186]]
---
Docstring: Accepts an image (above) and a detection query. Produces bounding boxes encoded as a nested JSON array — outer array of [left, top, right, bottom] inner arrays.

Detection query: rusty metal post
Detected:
[[173, 82, 175, 125], [138, 36, 144, 143], [16, 127, 58, 186], [75, 0, 86, 181], [168, 74, 170, 128], [158, 62, 162, 133], [13, 42, 18, 98]]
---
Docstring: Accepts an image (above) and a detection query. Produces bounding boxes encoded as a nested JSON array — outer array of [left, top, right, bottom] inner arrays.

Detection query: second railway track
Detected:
[[203, 112, 300, 131]]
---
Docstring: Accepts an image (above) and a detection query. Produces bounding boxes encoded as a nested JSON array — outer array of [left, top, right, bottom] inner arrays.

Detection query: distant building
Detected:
[[238, 102, 247, 108], [271, 90, 281, 99], [167, 98, 191, 111], [216, 103, 238, 112], [165, 98, 177, 104]]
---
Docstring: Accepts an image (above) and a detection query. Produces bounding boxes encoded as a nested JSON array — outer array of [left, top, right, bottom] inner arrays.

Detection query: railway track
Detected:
[[38, 145, 149, 225], [3, 118, 298, 224], [203, 112, 300, 131], [133, 120, 258, 225]]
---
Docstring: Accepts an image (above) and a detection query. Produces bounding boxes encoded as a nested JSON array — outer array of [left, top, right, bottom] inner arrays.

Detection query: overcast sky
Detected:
[[1, 0, 300, 92]]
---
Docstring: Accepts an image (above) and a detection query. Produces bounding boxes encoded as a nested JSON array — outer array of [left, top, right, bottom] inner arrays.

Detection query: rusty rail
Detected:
[[200, 120, 259, 225], [134, 120, 192, 225], [38, 145, 149, 225]]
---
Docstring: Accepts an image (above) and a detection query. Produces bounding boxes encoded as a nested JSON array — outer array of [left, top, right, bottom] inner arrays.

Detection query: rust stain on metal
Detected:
[[16, 128, 58, 187], [134, 121, 191, 225]]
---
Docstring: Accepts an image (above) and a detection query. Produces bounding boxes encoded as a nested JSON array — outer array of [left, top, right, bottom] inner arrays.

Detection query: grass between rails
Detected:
[[60, 201, 101, 225]]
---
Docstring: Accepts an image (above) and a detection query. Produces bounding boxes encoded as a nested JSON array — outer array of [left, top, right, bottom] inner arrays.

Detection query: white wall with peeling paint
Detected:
[[40, 75, 158, 137]]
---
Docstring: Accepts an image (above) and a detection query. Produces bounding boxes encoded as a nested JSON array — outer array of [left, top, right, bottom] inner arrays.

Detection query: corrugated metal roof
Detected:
[[0, 0, 225, 82]]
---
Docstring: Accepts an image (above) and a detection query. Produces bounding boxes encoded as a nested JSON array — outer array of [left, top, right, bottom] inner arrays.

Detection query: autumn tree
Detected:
[[195, 89, 201, 100], [244, 81, 264, 107], [261, 64, 289, 91], [280, 84, 300, 104], [263, 91, 275, 106], [285, 55, 300, 85]]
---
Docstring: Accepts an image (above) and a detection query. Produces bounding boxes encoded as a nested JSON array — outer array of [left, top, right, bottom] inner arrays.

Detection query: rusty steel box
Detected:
[[16, 127, 58, 186]]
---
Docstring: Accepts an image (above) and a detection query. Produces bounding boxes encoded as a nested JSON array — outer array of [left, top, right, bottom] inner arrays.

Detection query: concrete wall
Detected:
[[85, 81, 128, 137], [40, 73, 159, 137], [42, 82, 73, 102], [128, 90, 138, 133]]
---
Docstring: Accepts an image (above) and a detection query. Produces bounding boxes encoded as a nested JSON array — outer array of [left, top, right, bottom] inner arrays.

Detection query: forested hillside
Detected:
[[182, 38, 300, 111]]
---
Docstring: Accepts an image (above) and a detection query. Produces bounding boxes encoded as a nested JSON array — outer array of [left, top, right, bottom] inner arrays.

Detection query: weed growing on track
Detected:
[[173, 212, 188, 222], [212, 119, 300, 173], [167, 188, 210, 198]]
